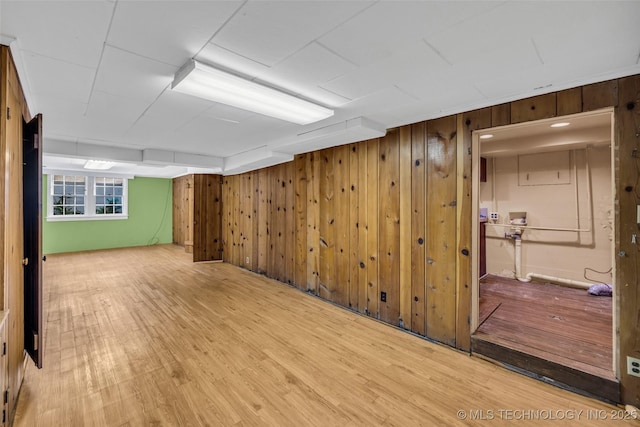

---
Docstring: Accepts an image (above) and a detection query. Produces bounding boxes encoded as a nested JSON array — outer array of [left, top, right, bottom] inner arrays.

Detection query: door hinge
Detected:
[[22, 258, 29, 266], [33, 334, 38, 351], [6, 107, 9, 120], [3, 390, 7, 404], [2, 342, 5, 356], [2, 408, 5, 423]]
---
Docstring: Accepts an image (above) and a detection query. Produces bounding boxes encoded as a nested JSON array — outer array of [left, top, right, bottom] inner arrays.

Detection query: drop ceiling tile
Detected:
[[22, 51, 95, 103], [268, 42, 357, 86], [212, 1, 372, 66], [531, 1, 640, 66], [143, 90, 214, 124], [320, 40, 449, 100], [319, 1, 502, 67], [108, 1, 242, 67], [0, 1, 113, 67], [341, 87, 418, 119], [93, 46, 178, 104], [86, 90, 150, 122], [200, 103, 256, 123]]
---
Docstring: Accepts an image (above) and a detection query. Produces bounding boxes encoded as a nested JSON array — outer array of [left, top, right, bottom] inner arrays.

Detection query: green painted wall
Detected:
[[42, 175, 173, 254]]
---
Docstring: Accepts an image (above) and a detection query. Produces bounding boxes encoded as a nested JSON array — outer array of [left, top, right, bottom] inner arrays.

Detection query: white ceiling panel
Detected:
[[141, 89, 214, 125], [86, 90, 150, 123], [319, 1, 502, 67], [0, 0, 113, 68], [212, 1, 372, 66], [321, 40, 449, 100], [92, 46, 178, 104], [199, 103, 256, 123], [108, 1, 242, 67], [269, 42, 357, 87], [21, 51, 95, 103], [532, 2, 640, 66]]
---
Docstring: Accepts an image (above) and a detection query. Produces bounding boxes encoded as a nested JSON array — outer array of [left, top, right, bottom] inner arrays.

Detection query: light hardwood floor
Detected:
[[13, 245, 637, 426]]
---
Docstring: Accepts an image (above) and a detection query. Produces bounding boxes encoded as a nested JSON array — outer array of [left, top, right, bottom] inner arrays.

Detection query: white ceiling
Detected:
[[1, 1, 639, 177]]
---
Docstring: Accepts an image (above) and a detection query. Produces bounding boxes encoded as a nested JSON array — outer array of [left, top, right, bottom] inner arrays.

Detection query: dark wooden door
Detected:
[[23, 114, 43, 368]]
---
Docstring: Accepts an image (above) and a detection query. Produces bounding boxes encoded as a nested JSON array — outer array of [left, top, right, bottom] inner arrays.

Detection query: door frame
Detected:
[[470, 108, 618, 377]]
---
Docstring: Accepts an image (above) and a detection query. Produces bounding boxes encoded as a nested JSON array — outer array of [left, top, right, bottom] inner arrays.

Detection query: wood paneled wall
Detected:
[[222, 75, 640, 407], [0, 46, 28, 421], [172, 174, 222, 262]]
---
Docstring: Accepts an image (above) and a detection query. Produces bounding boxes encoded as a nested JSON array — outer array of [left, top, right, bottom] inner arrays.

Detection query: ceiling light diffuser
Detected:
[[172, 60, 334, 125], [550, 122, 570, 128], [84, 160, 115, 170], [480, 134, 494, 139]]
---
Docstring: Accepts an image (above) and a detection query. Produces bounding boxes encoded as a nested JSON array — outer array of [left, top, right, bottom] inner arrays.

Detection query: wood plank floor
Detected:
[[13, 245, 635, 426], [475, 275, 614, 381]]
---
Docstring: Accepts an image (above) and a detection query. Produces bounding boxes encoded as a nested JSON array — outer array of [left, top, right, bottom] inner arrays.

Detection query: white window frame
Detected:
[[47, 173, 129, 222]]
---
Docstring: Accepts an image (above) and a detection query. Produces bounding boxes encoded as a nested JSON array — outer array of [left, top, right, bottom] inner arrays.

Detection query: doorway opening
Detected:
[[470, 109, 617, 401]]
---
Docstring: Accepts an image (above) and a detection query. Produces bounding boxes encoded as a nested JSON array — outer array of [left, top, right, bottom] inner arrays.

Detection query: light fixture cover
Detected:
[[172, 60, 334, 125], [84, 160, 115, 170]]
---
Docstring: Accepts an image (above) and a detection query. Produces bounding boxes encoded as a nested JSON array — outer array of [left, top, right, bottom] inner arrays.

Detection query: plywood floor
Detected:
[[13, 245, 634, 426], [475, 275, 614, 380]]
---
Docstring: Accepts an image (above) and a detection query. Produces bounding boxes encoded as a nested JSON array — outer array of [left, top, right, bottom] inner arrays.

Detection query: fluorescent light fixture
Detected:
[[84, 160, 115, 170], [480, 134, 494, 140], [550, 122, 570, 128], [172, 60, 334, 125]]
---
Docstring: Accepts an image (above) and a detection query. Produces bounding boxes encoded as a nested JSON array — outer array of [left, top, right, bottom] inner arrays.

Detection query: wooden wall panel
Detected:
[[557, 87, 582, 116], [192, 174, 223, 262], [319, 149, 336, 301], [257, 169, 268, 274], [231, 175, 241, 266], [306, 153, 320, 293], [366, 139, 379, 318], [240, 173, 252, 266], [274, 166, 286, 282], [583, 79, 618, 112], [426, 116, 457, 345], [333, 144, 350, 307], [456, 108, 491, 351], [284, 162, 295, 285], [399, 126, 412, 329], [251, 170, 259, 272], [491, 103, 510, 127], [294, 154, 308, 290], [510, 93, 557, 124], [615, 75, 640, 406], [378, 129, 400, 326], [410, 122, 426, 336], [356, 143, 368, 313], [348, 144, 360, 309]]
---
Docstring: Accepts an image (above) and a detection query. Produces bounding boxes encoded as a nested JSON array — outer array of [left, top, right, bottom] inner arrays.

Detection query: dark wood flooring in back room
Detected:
[[474, 275, 614, 381], [13, 245, 633, 426]]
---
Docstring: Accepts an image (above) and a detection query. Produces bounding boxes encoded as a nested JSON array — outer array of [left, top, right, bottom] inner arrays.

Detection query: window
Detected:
[[51, 175, 86, 216], [47, 174, 128, 221], [94, 177, 124, 215]]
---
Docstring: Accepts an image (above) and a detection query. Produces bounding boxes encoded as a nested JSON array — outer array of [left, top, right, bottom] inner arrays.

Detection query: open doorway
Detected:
[[470, 109, 617, 401]]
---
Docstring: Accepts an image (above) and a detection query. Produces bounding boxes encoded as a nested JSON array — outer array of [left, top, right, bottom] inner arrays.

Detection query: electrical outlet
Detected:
[[245, 257, 250, 264], [628, 356, 640, 377], [490, 212, 499, 221], [380, 291, 387, 302]]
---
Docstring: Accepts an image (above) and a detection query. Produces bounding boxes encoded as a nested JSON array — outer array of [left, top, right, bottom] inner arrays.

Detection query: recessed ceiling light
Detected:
[[550, 122, 570, 128], [84, 160, 115, 170], [480, 134, 494, 139]]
